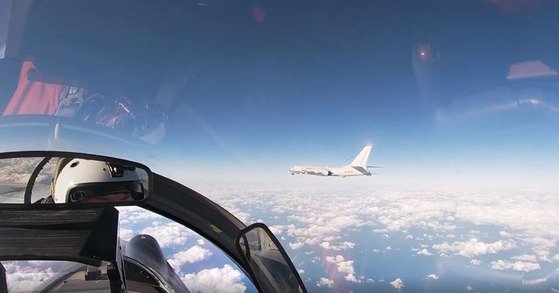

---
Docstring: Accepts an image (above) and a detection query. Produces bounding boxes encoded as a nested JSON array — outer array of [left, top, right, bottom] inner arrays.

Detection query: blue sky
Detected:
[[116, 1, 559, 191], [156, 63, 559, 191], [6, 0, 559, 191], [157, 85, 559, 192]]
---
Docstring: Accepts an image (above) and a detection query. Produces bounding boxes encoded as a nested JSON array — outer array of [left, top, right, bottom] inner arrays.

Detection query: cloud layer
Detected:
[[189, 183, 559, 289], [181, 264, 246, 293]]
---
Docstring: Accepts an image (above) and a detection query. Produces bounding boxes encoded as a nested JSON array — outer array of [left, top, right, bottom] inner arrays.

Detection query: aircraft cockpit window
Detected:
[[116, 206, 258, 293], [2, 207, 257, 292], [2, 260, 168, 292]]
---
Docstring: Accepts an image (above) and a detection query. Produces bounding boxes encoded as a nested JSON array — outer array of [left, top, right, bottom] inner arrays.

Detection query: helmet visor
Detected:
[[66, 181, 144, 203]]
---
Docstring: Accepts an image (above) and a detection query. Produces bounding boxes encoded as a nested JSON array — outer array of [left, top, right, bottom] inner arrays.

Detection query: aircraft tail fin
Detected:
[[350, 145, 373, 168]]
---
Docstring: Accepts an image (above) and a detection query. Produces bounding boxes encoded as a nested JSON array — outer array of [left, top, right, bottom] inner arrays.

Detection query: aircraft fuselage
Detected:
[[289, 166, 371, 177], [289, 145, 375, 178]]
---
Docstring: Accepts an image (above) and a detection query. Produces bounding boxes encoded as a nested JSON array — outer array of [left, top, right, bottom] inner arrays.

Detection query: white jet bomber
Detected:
[[289, 145, 378, 177]]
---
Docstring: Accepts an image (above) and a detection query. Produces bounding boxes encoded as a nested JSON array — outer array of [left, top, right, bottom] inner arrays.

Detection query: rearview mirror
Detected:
[[236, 223, 307, 293], [0, 151, 151, 205]]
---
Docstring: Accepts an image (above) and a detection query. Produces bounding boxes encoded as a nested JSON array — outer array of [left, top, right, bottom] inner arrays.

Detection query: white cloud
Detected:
[[0, 158, 56, 186], [4, 261, 62, 292], [426, 274, 439, 280], [521, 237, 556, 249], [522, 278, 548, 285], [181, 264, 246, 293], [512, 254, 538, 262], [345, 273, 360, 283], [390, 278, 404, 291], [286, 214, 364, 246], [500, 231, 513, 237], [226, 207, 251, 224], [454, 193, 559, 249], [490, 260, 541, 272], [422, 234, 434, 241], [168, 245, 213, 273], [320, 241, 355, 251], [534, 247, 552, 262], [317, 277, 334, 287], [289, 242, 304, 250], [268, 225, 283, 235], [140, 222, 195, 248], [117, 206, 164, 225], [432, 238, 516, 258], [325, 255, 362, 283], [119, 228, 134, 241], [417, 249, 433, 256], [470, 259, 481, 265], [187, 184, 559, 291]]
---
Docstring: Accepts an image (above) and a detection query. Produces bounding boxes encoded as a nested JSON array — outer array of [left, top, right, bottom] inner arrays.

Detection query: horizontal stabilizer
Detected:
[[352, 166, 371, 175]]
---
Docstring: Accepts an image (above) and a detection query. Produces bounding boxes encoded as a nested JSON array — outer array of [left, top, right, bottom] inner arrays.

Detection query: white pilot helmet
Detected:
[[53, 159, 144, 203]]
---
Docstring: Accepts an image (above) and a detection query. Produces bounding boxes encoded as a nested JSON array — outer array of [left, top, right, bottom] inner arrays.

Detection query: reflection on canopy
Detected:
[[0, 155, 149, 205]]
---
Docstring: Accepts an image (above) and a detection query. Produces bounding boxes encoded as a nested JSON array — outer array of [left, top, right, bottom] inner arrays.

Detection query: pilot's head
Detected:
[[53, 159, 144, 203]]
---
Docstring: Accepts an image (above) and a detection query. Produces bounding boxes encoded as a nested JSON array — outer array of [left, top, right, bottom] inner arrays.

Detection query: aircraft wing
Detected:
[[301, 167, 332, 176]]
